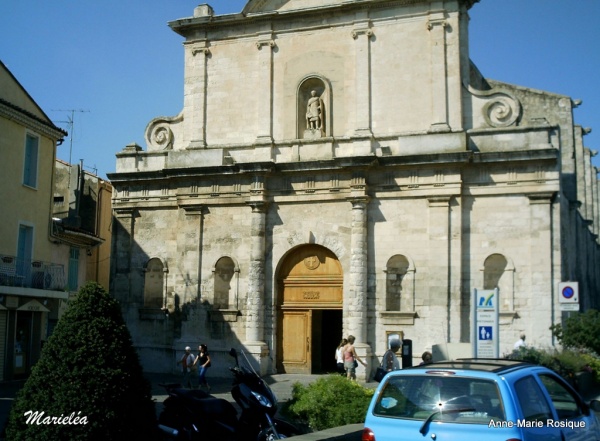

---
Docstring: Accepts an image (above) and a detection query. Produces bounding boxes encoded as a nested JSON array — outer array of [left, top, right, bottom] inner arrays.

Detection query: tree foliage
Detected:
[[6, 282, 158, 440], [550, 309, 600, 354]]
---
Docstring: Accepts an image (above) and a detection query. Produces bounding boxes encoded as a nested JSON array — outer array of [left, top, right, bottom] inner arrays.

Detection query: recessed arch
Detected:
[[276, 243, 343, 374], [297, 75, 332, 138], [143, 257, 167, 308]]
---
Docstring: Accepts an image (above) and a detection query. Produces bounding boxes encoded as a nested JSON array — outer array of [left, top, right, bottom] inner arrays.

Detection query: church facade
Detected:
[[108, 0, 599, 379]]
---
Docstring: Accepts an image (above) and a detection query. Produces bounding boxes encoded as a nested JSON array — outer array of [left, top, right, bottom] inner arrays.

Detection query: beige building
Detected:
[[109, 0, 599, 379], [0, 60, 112, 380]]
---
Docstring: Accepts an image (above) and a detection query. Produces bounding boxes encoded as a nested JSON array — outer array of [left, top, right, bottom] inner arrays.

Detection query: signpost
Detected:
[[472, 288, 499, 358]]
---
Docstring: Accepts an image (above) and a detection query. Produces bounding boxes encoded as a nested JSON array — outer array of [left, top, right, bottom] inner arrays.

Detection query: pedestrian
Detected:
[[382, 340, 401, 372], [335, 338, 348, 375], [513, 333, 526, 350], [176, 346, 196, 388], [419, 351, 433, 365], [343, 335, 366, 381], [193, 344, 212, 391]]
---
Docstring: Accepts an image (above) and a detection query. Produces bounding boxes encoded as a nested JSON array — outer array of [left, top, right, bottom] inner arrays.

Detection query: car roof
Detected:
[[403, 358, 536, 375]]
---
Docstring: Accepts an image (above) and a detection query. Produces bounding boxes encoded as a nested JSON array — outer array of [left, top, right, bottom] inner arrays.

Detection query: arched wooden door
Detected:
[[277, 245, 343, 374]]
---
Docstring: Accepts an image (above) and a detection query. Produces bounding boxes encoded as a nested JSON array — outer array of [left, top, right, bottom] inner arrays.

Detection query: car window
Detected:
[[514, 375, 553, 422], [373, 375, 505, 424], [538, 374, 583, 420]]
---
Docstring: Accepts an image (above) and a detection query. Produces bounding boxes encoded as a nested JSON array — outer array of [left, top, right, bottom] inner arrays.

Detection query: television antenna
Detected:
[[53, 109, 90, 187], [53, 108, 90, 166]]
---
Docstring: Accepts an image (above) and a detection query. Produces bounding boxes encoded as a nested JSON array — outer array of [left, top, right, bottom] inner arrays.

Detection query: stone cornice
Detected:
[[170, 0, 470, 37]]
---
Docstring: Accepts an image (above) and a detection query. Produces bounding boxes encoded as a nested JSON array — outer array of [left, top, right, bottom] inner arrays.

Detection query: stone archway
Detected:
[[276, 244, 343, 373]]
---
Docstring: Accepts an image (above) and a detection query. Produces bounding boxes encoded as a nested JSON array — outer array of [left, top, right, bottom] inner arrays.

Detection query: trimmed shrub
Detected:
[[5, 282, 158, 441], [282, 375, 373, 431]]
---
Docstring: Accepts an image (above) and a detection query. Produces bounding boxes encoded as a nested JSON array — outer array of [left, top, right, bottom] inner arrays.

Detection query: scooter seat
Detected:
[[172, 389, 238, 426]]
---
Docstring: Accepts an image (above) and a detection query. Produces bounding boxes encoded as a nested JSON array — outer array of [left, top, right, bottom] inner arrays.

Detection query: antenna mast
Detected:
[[53, 108, 90, 188]]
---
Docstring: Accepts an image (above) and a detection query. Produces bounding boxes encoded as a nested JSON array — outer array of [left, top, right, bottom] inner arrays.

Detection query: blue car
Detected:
[[363, 359, 600, 441]]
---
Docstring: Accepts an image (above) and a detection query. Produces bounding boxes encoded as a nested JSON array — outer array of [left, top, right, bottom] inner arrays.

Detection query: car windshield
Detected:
[[373, 374, 506, 424]]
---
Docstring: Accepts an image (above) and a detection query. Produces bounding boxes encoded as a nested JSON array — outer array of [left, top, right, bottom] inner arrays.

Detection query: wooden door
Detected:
[[281, 310, 311, 373]]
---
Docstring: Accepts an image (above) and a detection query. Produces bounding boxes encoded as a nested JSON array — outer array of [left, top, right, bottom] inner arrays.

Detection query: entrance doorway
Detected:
[[277, 245, 343, 374]]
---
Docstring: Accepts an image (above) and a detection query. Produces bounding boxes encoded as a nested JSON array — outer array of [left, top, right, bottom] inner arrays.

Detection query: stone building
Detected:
[[108, 0, 599, 379]]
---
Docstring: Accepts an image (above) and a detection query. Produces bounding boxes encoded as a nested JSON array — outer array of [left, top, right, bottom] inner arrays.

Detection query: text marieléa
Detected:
[[24, 410, 88, 425], [489, 419, 585, 430]]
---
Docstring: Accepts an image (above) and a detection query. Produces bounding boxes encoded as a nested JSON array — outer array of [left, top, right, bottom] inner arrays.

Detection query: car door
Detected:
[[513, 375, 562, 440], [537, 373, 600, 441]]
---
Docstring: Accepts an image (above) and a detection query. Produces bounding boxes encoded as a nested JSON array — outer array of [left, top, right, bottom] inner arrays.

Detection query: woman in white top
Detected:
[[335, 338, 348, 375]]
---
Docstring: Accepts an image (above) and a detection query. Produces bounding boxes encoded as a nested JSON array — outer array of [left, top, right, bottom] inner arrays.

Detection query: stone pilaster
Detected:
[[255, 34, 275, 144], [427, 196, 451, 341], [181, 205, 205, 304], [528, 192, 556, 347], [347, 193, 372, 380], [184, 40, 210, 149], [245, 199, 269, 373], [112, 208, 137, 304], [352, 22, 374, 139], [427, 15, 450, 132]]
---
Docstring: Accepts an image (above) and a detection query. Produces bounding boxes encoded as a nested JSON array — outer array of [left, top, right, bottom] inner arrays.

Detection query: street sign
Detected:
[[559, 303, 580, 312], [558, 282, 579, 304], [472, 288, 499, 358]]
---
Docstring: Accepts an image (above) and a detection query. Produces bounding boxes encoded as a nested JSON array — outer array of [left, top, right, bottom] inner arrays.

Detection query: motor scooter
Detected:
[[158, 348, 298, 441]]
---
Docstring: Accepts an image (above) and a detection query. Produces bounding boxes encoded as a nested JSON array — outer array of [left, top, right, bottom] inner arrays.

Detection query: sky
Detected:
[[1, 0, 599, 180]]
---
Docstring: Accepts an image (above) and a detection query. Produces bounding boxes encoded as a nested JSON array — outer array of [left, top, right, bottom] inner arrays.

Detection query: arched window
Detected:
[[386, 255, 410, 311], [482, 254, 515, 311], [483, 254, 507, 290], [214, 256, 236, 309], [144, 258, 164, 308]]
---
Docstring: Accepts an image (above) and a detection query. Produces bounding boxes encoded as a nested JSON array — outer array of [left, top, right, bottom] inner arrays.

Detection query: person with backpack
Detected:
[[177, 346, 196, 388]]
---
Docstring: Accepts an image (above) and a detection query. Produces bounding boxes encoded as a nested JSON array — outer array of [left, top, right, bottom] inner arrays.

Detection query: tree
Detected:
[[6, 282, 158, 440], [550, 309, 600, 354]]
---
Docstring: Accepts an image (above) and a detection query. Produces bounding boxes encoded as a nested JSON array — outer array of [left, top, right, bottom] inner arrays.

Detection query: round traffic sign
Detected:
[[562, 286, 575, 299]]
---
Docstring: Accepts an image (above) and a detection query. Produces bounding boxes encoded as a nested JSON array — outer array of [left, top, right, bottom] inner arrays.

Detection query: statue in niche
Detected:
[[305, 90, 324, 131]]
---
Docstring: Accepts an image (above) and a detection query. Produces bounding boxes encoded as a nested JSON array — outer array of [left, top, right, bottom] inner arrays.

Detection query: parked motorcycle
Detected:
[[158, 348, 298, 441]]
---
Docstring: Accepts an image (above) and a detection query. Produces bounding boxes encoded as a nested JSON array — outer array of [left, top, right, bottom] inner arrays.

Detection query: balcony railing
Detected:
[[0, 255, 66, 291]]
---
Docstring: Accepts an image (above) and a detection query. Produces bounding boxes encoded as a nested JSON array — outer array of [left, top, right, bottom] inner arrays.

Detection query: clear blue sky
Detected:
[[1, 1, 598, 180]]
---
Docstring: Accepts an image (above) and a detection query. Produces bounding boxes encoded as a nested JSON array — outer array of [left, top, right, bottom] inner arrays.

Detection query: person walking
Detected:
[[335, 338, 348, 375], [343, 335, 366, 381], [177, 346, 196, 388], [193, 344, 212, 391], [382, 340, 401, 372]]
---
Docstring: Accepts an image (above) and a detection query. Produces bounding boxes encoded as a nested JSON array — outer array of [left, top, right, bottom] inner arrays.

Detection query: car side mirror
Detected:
[[589, 399, 600, 412]]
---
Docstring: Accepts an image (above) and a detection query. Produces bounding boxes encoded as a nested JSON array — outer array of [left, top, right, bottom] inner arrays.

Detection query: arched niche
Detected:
[[144, 258, 166, 308], [212, 256, 240, 310], [297, 76, 332, 139]]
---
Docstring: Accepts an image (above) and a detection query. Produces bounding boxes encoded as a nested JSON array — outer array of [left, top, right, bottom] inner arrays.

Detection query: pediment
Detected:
[[243, 0, 345, 15]]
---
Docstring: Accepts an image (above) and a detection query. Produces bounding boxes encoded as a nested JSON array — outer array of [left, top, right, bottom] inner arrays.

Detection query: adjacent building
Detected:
[[108, 0, 599, 379], [0, 60, 112, 380]]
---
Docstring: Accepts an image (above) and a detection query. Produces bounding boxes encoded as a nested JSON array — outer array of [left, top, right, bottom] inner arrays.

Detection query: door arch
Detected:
[[276, 244, 343, 373]]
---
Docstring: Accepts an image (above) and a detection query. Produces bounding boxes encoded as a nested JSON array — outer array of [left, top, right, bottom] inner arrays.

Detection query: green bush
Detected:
[[5, 282, 158, 441], [282, 375, 373, 431], [550, 309, 600, 354], [509, 346, 599, 389]]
